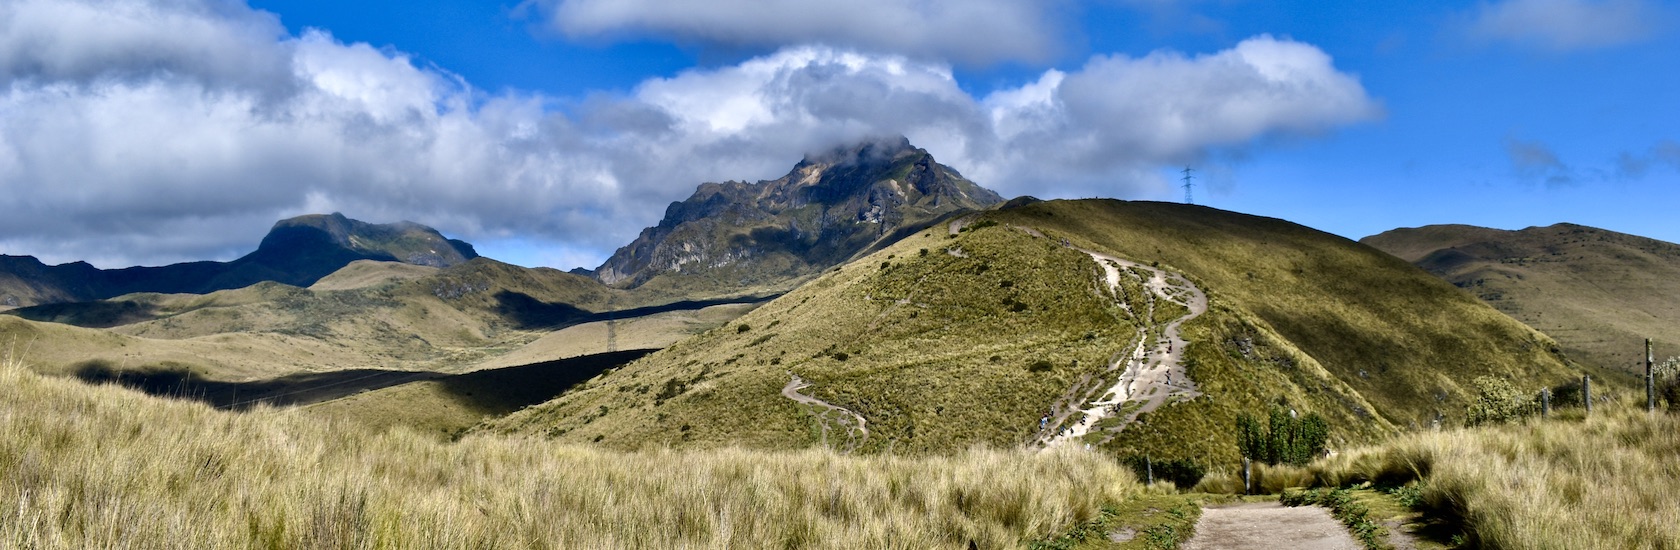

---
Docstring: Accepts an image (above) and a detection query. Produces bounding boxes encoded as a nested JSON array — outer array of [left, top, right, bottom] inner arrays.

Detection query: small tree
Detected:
[[1237, 408, 1329, 466]]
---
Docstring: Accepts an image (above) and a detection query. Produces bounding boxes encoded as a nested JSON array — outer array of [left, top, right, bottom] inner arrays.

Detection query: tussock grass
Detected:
[[1310, 403, 1680, 549], [0, 353, 1138, 548]]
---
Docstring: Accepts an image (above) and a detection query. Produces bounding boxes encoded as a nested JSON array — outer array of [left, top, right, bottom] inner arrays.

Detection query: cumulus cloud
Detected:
[[534, 0, 1064, 65], [1467, 0, 1663, 51], [0, 0, 1378, 269]]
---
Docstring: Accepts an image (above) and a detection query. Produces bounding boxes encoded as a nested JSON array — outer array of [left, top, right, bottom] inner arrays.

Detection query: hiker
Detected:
[[1039, 415, 1048, 431]]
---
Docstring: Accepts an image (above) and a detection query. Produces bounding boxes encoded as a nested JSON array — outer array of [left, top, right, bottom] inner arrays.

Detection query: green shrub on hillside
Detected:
[[1465, 376, 1536, 426]]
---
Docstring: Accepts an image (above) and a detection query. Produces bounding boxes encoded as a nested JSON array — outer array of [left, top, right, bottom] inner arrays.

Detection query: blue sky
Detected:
[[1, 0, 1676, 269]]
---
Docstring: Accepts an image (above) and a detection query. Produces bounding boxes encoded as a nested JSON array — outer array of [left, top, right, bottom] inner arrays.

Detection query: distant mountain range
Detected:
[[1364, 223, 1680, 374], [0, 213, 477, 307], [590, 136, 1003, 295], [2, 136, 999, 308]]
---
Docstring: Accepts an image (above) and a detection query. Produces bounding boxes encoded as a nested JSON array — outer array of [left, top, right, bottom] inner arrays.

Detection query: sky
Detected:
[[1, 0, 1676, 270]]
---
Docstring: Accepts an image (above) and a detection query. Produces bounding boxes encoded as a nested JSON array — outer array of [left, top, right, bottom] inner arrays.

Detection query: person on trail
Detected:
[[1039, 415, 1049, 431]]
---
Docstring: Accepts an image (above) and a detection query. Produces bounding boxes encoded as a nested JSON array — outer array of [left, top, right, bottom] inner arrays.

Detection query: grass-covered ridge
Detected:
[[484, 222, 1132, 453], [0, 345, 1140, 549], [991, 200, 1580, 438], [489, 199, 1578, 468], [1363, 222, 1680, 378]]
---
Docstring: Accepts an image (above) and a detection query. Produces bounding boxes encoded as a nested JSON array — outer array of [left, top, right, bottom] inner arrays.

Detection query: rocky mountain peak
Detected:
[[594, 137, 1003, 290]]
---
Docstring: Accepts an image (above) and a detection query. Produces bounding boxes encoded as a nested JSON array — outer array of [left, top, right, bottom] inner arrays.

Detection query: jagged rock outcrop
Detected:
[[596, 137, 1003, 290]]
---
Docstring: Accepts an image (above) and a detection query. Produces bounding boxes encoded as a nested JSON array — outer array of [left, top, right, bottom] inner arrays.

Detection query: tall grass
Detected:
[[1311, 404, 1680, 549], [0, 352, 1138, 548]]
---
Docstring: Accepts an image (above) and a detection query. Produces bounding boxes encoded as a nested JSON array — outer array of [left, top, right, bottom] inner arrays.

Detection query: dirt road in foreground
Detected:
[[1182, 502, 1361, 550]]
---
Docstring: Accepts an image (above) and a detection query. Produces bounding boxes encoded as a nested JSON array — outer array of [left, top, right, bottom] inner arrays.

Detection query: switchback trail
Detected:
[[1039, 245, 1208, 448], [782, 372, 869, 452]]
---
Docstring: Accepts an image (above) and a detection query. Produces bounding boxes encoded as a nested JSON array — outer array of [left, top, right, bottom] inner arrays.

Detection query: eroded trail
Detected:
[[782, 373, 869, 452], [1040, 247, 1208, 448]]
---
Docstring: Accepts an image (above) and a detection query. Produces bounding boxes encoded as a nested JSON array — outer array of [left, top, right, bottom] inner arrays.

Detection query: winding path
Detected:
[[1040, 247, 1208, 448], [782, 372, 869, 451]]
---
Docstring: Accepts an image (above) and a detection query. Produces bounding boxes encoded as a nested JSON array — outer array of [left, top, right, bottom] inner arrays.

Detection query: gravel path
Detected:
[[781, 373, 869, 451], [1183, 502, 1361, 550], [1041, 248, 1207, 448]]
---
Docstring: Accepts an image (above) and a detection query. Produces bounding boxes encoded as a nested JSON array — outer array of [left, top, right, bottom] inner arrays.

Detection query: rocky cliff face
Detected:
[[595, 137, 1003, 290]]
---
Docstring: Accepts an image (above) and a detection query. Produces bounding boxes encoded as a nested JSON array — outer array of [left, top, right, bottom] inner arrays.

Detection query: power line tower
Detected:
[[1181, 166, 1195, 205]]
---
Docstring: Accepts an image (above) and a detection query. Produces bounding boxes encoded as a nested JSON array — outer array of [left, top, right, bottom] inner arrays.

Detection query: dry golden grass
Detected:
[[1311, 402, 1680, 549], [0, 347, 1140, 549]]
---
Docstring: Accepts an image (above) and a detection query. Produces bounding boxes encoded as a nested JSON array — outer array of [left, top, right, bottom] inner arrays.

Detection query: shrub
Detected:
[[1551, 378, 1583, 409], [1659, 377, 1680, 413], [1465, 376, 1536, 426], [1122, 456, 1206, 489]]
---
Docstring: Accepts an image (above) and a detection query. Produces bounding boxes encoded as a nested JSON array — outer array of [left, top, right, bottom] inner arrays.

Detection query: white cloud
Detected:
[[1468, 0, 1663, 51], [535, 0, 1064, 65], [0, 0, 1378, 269]]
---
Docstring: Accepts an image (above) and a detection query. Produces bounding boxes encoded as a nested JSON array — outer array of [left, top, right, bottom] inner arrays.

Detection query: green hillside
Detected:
[[483, 199, 1580, 466], [1363, 223, 1680, 375]]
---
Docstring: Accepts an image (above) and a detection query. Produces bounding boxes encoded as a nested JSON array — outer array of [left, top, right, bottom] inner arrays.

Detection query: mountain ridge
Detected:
[[1363, 222, 1680, 373], [0, 213, 477, 307]]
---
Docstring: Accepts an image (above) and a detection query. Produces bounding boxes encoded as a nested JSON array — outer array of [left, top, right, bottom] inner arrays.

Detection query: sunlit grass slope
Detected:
[[1312, 404, 1680, 549], [993, 200, 1580, 436], [1364, 222, 1680, 376], [0, 347, 1138, 549], [488, 200, 1577, 466], [485, 223, 1133, 453]]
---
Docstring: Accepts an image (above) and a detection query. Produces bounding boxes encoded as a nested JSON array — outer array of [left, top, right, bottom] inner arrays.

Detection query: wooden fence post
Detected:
[[1242, 457, 1252, 495], [1541, 387, 1550, 419], [1647, 338, 1656, 413], [1146, 455, 1153, 485], [1584, 375, 1592, 414]]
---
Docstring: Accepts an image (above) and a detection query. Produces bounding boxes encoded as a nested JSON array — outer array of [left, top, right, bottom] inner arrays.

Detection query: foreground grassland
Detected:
[[1310, 404, 1680, 549], [0, 351, 1141, 549]]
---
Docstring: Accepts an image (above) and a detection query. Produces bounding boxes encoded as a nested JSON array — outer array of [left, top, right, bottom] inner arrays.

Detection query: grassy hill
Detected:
[[1363, 223, 1680, 375], [482, 199, 1580, 466], [0, 257, 769, 435]]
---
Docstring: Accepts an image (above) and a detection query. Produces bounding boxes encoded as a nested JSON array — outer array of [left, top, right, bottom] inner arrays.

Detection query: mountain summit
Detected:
[[594, 137, 1003, 292], [0, 213, 476, 307]]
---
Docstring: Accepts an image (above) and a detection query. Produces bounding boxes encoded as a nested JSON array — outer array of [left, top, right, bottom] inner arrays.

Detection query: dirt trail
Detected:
[[782, 373, 869, 451], [1040, 248, 1208, 448], [1182, 502, 1361, 550]]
